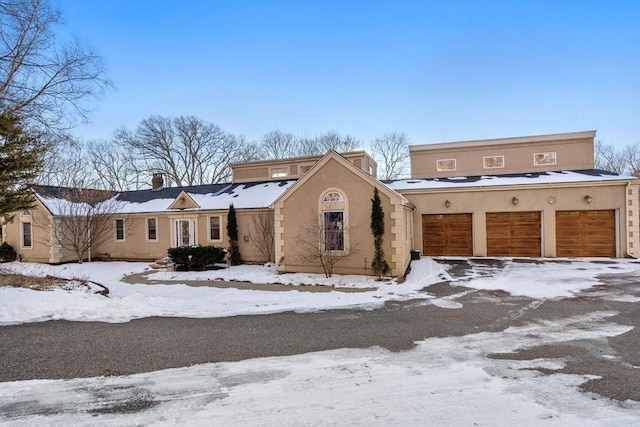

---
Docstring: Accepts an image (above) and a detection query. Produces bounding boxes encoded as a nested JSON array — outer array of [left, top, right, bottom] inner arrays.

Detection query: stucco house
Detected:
[[2, 130, 638, 276]]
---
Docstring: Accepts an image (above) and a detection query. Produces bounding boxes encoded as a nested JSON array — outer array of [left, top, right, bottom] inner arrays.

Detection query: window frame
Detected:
[[533, 152, 557, 166], [270, 167, 288, 178], [208, 215, 222, 242], [436, 159, 457, 172], [21, 221, 33, 249], [115, 218, 125, 242], [483, 155, 505, 169], [323, 210, 345, 251], [146, 217, 158, 242]]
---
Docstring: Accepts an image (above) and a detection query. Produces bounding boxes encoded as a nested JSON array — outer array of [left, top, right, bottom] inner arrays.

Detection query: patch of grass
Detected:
[[0, 266, 109, 296]]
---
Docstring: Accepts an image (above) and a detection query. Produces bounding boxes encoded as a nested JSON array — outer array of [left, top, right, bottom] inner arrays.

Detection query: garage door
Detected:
[[556, 210, 616, 257], [422, 214, 473, 256], [486, 211, 541, 257]]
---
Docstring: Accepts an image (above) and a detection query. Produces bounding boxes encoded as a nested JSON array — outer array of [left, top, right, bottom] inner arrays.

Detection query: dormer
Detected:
[[168, 191, 200, 210]]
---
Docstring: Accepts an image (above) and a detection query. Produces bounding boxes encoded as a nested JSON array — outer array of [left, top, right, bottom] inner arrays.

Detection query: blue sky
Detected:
[[59, 0, 640, 148]]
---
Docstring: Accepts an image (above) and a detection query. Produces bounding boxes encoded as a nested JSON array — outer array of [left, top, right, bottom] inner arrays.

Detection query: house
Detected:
[[2, 131, 638, 275]]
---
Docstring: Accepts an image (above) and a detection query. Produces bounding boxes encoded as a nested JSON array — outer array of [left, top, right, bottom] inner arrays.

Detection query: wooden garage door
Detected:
[[556, 210, 616, 257], [422, 214, 473, 256], [486, 211, 541, 257]]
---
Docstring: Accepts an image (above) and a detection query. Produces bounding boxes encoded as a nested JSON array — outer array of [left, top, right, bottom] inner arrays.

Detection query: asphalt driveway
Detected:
[[1, 258, 639, 403]]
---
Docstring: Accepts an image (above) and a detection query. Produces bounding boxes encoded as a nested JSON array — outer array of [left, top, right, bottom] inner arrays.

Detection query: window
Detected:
[[300, 165, 313, 174], [483, 155, 504, 169], [270, 167, 288, 178], [323, 192, 344, 203], [22, 222, 32, 248], [209, 216, 221, 241], [323, 211, 344, 251], [115, 219, 125, 241], [147, 218, 157, 241], [534, 152, 557, 166], [436, 159, 456, 171]]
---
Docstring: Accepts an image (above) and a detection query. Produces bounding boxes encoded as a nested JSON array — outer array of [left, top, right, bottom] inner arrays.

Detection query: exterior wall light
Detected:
[[512, 197, 519, 205], [584, 195, 593, 204], [445, 200, 451, 208]]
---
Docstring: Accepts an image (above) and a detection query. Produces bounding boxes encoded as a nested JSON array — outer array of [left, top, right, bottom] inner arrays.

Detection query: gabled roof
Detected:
[[385, 169, 638, 192], [271, 150, 411, 208], [34, 180, 297, 215]]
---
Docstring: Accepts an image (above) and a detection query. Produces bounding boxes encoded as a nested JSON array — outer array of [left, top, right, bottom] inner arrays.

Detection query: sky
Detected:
[[58, 0, 640, 149]]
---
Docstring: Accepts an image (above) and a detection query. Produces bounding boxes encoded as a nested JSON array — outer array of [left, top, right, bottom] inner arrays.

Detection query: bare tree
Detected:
[[248, 212, 275, 262], [595, 140, 640, 177], [114, 115, 256, 186], [371, 132, 409, 180], [595, 141, 626, 173], [622, 144, 640, 177], [87, 139, 146, 190], [37, 142, 100, 188], [34, 187, 125, 263], [259, 130, 298, 160], [314, 131, 360, 154], [0, 0, 111, 136], [295, 207, 358, 278]]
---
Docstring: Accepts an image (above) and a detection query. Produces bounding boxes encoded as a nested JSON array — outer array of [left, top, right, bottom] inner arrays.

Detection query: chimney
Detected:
[[152, 173, 164, 190]]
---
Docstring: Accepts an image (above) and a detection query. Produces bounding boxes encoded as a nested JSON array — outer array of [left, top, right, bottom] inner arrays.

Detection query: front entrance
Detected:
[[422, 213, 473, 256], [175, 219, 195, 247], [486, 211, 542, 257]]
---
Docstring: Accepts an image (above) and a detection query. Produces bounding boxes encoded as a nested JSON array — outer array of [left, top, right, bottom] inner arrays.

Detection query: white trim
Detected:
[[208, 215, 223, 243], [146, 217, 158, 242], [21, 220, 33, 250], [114, 218, 126, 242]]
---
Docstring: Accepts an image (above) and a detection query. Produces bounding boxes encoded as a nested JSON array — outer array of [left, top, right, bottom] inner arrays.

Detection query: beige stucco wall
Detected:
[[403, 180, 638, 258], [410, 133, 595, 178], [274, 157, 409, 277], [92, 209, 274, 263], [2, 202, 77, 263]]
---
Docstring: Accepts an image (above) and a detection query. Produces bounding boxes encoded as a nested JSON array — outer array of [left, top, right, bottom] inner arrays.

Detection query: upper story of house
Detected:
[[231, 151, 378, 183], [409, 130, 596, 178]]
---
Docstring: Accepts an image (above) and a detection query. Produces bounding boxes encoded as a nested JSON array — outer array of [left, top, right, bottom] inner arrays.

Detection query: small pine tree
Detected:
[[226, 203, 242, 265], [0, 114, 45, 218], [370, 187, 389, 278]]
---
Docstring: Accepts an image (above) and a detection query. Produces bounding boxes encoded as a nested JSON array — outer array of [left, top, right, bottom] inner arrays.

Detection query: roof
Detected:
[[385, 169, 637, 192], [35, 180, 296, 215]]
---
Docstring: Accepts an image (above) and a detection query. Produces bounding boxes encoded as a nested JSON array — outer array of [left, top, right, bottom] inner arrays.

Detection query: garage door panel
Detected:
[[486, 211, 541, 257], [422, 214, 473, 256], [556, 210, 615, 257]]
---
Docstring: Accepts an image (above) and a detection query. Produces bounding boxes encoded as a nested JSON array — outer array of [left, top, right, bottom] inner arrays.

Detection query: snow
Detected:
[[1, 258, 640, 425], [1, 311, 638, 426], [387, 170, 637, 191], [36, 181, 297, 215], [1, 258, 639, 325]]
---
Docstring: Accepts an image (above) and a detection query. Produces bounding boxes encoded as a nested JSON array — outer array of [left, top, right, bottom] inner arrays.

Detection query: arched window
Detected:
[[320, 189, 347, 252], [323, 192, 344, 203]]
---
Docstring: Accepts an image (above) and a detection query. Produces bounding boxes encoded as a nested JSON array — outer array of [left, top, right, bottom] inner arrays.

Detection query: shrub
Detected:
[[0, 242, 16, 262], [167, 245, 226, 270]]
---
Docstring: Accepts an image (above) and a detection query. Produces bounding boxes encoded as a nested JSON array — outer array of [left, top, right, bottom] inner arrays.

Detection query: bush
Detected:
[[0, 242, 16, 262], [167, 245, 225, 270]]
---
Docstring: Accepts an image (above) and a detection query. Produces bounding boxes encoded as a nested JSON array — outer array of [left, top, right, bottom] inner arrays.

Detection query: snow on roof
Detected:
[[385, 169, 637, 191], [36, 181, 297, 215]]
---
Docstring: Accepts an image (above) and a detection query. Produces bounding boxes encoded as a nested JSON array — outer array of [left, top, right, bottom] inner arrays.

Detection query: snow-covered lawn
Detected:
[[1, 258, 640, 425], [1, 258, 639, 325]]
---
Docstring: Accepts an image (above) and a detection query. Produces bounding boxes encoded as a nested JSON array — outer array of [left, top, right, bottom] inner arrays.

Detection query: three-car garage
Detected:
[[421, 210, 618, 258]]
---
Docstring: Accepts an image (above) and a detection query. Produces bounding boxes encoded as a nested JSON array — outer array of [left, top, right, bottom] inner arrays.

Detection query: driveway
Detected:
[[0, 258, 639, 404]]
